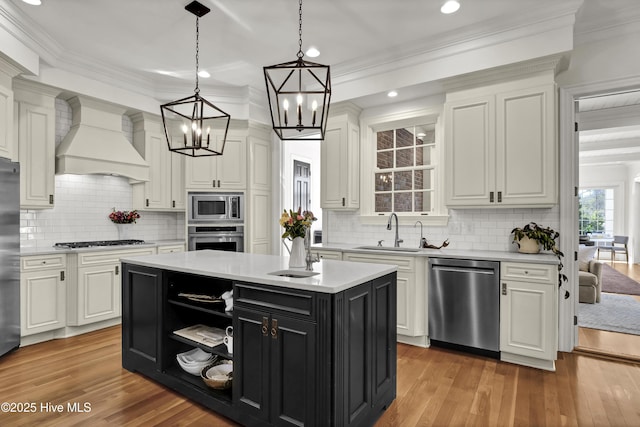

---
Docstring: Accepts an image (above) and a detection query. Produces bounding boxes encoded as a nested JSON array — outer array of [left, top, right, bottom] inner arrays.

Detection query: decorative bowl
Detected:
[[201, 360, 233, 389]]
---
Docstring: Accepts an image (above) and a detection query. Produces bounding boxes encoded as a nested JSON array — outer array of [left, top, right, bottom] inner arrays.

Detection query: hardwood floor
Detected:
[[1, 326, 640, 426], [576, 261, 640, 361]]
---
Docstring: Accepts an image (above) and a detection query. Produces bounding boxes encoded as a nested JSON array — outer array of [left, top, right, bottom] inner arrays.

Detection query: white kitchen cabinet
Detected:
[[157, 243, 185, 254], [131, 113, 185, 211], [20, 254, 67, 336], [245, 126, 272, 254], [444, 75, 557, 208], [0, 61, 18, 161], [500, 261, 558, 371], [342, 252, 426, 340], [67, 247, 156, 326], [321, 103, 360, 210], [14, 80, 58, 209], [184, 134, 246, 190]]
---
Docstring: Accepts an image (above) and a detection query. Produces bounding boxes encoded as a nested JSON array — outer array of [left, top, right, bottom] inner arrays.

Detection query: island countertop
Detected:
[[120, 249, 397, 294]]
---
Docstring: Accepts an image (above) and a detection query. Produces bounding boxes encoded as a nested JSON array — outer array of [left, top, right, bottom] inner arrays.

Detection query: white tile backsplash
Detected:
[[20, 174, 184, 249], [324, 206, 560, 253]]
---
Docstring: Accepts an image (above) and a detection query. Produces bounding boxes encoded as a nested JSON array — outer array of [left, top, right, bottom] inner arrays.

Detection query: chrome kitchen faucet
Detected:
[[387, 213, 403, 247]]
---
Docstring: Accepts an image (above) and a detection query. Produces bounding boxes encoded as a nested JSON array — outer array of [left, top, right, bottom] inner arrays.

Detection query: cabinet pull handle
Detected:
[[342, 197, 345, 207], [497, 191, 502, 203], [217, 180, 221, 188], [172, 200, 176, 208], [146, 198, 149, 207], [213, 180, 216, 187], [502, 283, 507, 295], [115, 266, 119, 275], [49, 194, 54, 204], [60, 271, 65, 281], [271, 319, 278, 340], [261, 317, 269, 336], [489, 192, 494, 203]]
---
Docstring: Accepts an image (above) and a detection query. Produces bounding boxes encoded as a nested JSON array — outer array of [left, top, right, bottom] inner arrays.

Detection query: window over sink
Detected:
[[360, 108, 448, 225], [375, 124, 436, 213]]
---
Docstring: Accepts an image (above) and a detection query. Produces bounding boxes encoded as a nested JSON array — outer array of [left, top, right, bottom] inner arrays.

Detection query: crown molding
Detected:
[[332, 2, 579, 83], [574, 3, 640, 45]]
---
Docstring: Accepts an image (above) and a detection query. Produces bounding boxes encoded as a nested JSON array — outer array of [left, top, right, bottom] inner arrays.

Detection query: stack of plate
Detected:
[[176, 348, 217, 375]]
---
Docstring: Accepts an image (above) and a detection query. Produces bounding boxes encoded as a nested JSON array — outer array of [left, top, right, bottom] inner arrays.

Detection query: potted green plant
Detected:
[[511, 222, 567, 288]]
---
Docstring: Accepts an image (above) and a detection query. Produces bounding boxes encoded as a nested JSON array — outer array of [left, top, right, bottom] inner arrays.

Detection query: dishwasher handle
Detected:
[[431, 265, 496, 275]]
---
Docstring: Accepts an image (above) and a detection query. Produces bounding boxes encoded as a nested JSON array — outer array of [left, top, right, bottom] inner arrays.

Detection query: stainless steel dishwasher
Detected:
[[428, 258, 500, 357]]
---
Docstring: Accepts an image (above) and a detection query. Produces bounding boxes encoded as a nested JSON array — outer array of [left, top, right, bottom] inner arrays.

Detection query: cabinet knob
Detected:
[[261, 317, 269, 336], [271, 319, 278, 340]]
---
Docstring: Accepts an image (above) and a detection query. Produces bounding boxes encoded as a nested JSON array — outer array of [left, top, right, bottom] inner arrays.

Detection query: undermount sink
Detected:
[[268, 270, 320, 278], [355, 246, 422, 253]]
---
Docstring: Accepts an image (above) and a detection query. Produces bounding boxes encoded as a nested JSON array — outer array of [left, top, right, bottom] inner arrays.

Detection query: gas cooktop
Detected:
[[54, 239, 146, 249]]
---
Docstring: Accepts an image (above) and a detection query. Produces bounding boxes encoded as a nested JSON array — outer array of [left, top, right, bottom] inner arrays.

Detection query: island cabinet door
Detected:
[[270, 315, 316, 427], [234, 306, 317, 427], [122, 264, 163, 375], [233, 306, 270, 423]]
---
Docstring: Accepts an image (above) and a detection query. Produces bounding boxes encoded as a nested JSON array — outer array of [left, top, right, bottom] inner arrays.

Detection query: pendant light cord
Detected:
[[297, 0, 304, 58], [195, 16, 200, 94]]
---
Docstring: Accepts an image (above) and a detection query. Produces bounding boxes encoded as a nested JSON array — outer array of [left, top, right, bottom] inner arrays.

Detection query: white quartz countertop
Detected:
[[120, 250, 397, 294], [311, 243, 559, 265], [20, 240, 185, 256]]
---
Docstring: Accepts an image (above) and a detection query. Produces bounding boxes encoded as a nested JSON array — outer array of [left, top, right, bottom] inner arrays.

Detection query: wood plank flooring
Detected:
[[1, 326, 640, 426], [576, 261, 640, 361]]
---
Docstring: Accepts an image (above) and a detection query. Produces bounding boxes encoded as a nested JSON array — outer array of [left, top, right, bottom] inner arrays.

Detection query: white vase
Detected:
[[517, 236, 540, 254], [288, 237, 306, 268], [116, 223, 133, 240]]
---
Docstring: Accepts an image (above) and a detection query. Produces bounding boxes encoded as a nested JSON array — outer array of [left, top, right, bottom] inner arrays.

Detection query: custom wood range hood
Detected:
[[55, 95, 149, 182]]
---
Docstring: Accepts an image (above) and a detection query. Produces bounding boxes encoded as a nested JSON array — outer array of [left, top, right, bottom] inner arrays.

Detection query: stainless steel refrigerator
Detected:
[[0, 158, 20, 357]]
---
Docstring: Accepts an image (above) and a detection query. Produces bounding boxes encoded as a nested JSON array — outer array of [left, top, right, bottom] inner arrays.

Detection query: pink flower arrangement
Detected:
[[279, 208, 316, 239], [109, 208, 140, 224]]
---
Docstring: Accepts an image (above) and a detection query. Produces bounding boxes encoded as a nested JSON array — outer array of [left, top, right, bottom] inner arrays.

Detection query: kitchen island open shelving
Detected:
[[121, 250, 398, 427]]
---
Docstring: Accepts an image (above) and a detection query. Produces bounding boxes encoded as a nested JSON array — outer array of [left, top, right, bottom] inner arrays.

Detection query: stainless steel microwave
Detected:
[[188, 192, 244, 223]]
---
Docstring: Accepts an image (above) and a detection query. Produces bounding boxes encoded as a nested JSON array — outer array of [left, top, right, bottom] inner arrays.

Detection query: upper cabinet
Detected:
[[0, 59, 20, 161], [184, 132, 247, 190], [131, 113, 185, 211], [444, 73, 557, 208], [13, 79, 59, 209], [321, 103, 361, 210]]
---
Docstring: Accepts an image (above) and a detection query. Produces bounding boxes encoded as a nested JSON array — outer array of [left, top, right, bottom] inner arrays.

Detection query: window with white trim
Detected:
[[374, 124, 436, 213]]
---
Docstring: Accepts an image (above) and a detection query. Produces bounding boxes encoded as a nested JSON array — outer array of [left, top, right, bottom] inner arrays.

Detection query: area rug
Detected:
[[578, 293, 640, 336], [600, 264, 640, 296]]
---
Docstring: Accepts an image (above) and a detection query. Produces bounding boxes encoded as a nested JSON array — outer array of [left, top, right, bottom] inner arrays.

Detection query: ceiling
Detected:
[[4, 0, 588, 104], [3, 0, 640, 163]]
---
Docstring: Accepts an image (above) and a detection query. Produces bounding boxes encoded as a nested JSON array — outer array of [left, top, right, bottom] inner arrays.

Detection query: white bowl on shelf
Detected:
[[176, 348, 216, 375], [177, 348, 214, 364]]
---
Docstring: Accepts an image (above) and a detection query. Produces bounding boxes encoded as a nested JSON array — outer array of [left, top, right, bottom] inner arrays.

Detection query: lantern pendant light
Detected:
[[160, 1, 230, 157], [264, 0, 331, 141]]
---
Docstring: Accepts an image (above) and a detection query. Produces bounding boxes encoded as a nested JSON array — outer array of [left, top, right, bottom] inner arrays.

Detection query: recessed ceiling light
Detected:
[[22, 0, 41, 5], [198, 70, 210, 78], [387, 90, 398, 98], [306, 47, 320, 58], [441, 1, 460, 14]]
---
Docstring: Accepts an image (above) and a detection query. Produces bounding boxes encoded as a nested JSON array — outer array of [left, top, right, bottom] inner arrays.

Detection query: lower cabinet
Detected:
[[234, 304, 316, 426], [20, 254, 67, 336], [121, 264, 397, 427], [343, 252, 426, 338], [500, 262, 558, 371], [67, 247, 156, 326]]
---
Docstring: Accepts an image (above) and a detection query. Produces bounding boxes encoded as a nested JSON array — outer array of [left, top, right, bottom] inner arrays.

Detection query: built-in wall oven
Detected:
[[188, 192, 243, 223], [188, 225, 244, 252]]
